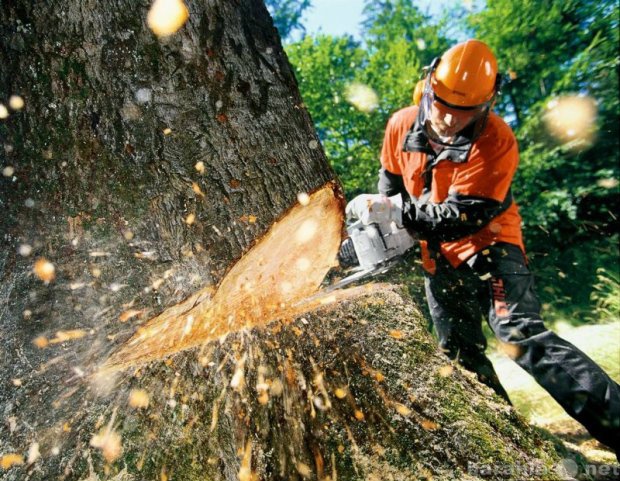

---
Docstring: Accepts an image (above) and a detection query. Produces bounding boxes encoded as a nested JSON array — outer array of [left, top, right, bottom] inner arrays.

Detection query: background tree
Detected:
[[286, 0, 450, 195], [265, 0, 312, 41], [286, 35, 379, 194]]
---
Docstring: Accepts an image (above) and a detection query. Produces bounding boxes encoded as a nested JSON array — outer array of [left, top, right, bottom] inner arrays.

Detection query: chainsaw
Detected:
[[327, 218, 415, 291]]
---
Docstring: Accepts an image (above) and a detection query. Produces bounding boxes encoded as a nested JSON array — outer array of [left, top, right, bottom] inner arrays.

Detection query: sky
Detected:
[[301, 0, 366, 38], [300, 0, 457, 39]]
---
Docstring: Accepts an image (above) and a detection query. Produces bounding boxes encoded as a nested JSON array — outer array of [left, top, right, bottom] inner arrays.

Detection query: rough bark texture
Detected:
[[0, 1, 566, 480], [1, 0, 334, 276]]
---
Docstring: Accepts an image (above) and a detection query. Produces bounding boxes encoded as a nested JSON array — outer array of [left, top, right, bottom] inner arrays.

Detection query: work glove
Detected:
[[345, 194, 403, 226]]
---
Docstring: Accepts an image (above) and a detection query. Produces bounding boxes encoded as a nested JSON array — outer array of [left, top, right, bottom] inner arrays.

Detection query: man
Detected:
[[346, 39, 619, 452]]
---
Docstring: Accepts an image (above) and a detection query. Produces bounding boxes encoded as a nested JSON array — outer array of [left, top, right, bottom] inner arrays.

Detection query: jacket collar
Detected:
[[402, 112, 473, 164]]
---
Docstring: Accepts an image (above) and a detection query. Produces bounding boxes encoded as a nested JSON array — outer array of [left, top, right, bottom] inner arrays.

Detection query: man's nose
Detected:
[[443, 113, 454, 126]]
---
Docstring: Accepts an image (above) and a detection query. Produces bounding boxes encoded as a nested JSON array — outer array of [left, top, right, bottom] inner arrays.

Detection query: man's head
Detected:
[[419, 39, 501, 146]]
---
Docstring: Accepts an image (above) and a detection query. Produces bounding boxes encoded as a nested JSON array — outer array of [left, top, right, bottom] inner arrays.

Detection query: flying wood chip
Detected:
[[101, 184, 352, 371], [33, 258, 55, 283], [334, 388, 347, 399], [90, 428, 123, 463], [0, 454, 24, 470], [147, 0, 189, 37], [395, 403, 412, 417], [9, 95, 25, 110], [128, 389, 150, 408], [49, 329, 87, 344], [33, 336, 49, 348]]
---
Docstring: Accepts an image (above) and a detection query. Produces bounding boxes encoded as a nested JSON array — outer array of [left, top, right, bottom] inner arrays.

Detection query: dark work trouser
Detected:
[[424, 242, 620, 451]]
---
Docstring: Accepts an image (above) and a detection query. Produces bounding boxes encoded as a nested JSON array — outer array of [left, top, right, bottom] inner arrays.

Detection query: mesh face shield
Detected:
[[418, 79, 493, 147]]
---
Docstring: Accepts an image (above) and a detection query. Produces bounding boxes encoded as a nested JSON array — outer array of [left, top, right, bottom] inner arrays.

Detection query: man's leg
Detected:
[[479, 243, 620, 451], [425, 256, 511, 403]]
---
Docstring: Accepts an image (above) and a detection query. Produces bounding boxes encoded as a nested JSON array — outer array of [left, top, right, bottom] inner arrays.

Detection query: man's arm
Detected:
[[377, 109, 417, 197], [402, 119, 519, 241], [402, 191, 512, 241], [378, 167, 406, 197]]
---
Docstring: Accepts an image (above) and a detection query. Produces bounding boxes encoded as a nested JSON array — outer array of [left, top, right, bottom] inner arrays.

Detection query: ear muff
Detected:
[[412, 80, 425, 105]]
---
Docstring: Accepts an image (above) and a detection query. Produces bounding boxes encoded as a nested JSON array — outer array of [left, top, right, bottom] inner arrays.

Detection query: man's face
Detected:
[[428, 99, 486, 139]]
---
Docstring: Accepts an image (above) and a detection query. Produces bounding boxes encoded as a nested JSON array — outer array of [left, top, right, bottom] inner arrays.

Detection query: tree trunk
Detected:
[[1, 1, 563, 480]]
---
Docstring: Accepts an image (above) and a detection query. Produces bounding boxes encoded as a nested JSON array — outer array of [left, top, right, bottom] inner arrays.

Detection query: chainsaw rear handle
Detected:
[[338, 237, 359, 267], [338, 220, 364, 267]]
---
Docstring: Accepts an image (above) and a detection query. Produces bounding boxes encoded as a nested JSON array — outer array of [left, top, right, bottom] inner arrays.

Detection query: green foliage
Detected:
[[361, 1, 452, 114], [528, 235, 618, 321], [464, 0, 619, 238], [265, 0, 311, 41], [591, 266, 620, 321], [286, 35, 380, 194], [286, 1, 449, 195], [362, 0, 451, 67], [287, 0, 618, 322]]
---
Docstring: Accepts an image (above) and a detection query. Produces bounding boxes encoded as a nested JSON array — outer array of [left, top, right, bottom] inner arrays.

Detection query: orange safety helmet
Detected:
[[431, 39, 499, 108], [416, 39, 502, 146]]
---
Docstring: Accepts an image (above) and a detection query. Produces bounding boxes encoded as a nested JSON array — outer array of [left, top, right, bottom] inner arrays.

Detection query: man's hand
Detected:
[[345, 194, 403, 226]]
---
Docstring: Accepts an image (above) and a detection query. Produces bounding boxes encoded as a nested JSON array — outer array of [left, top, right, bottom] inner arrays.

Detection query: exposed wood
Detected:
[[103, 184, 345, 371]]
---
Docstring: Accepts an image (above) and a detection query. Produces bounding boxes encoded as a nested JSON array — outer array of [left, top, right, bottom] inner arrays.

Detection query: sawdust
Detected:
[[101, 185, 351, 372]]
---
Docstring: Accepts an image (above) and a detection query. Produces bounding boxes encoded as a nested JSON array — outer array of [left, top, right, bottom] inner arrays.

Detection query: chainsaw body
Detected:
[[349, 219, 414, 269], [330, 219, 415, 290]]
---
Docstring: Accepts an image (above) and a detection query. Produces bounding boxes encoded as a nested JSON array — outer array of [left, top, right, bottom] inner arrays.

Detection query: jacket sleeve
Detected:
[[402, 192, 511, 241], [402, 120, 518, 241], [377, 112, 407, 196], [378, 167, 406, 197]]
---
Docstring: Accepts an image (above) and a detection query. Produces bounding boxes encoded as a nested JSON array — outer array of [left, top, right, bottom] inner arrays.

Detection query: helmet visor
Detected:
[[420, 82, 492, 146]]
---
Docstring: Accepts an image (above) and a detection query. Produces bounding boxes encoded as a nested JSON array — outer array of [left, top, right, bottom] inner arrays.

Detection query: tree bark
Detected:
[[1, 1, 563, 480]]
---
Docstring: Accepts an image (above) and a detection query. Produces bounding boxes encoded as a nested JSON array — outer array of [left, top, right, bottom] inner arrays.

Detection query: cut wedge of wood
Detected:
[[103, 184, 349, 371]]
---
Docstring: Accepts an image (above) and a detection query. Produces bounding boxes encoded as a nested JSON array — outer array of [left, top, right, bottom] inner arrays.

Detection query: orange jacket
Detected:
[[379, 105, 524, 274]]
